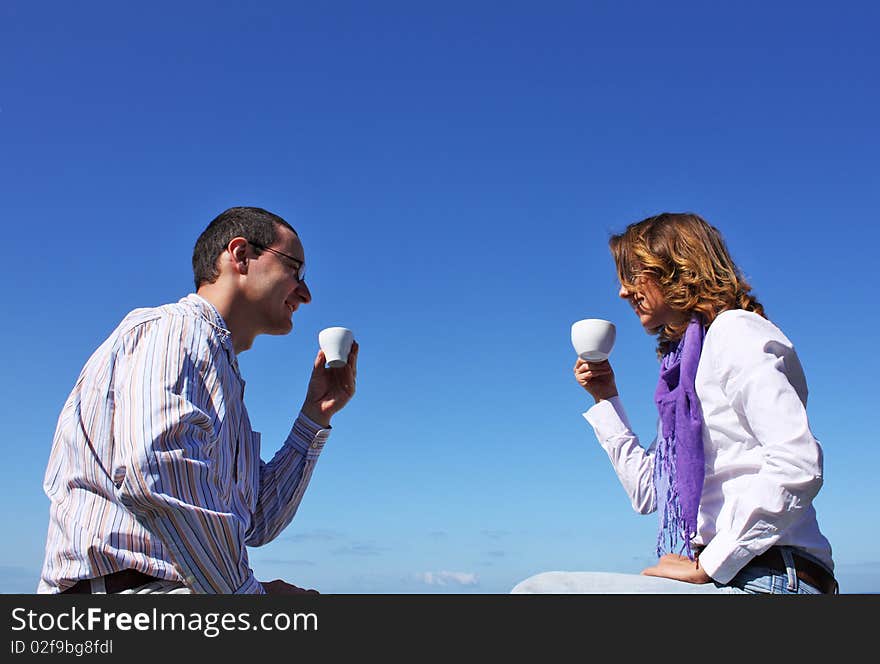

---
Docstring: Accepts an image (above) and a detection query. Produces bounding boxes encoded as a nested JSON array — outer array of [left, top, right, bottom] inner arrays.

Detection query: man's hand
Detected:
[[261, 579, 319, 594], [301, 341, 359, 428], [641, 553, 712, 584]]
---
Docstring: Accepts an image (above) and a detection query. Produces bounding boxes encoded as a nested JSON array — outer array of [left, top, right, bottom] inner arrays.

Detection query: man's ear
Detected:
[[227, 237, 250, 274]]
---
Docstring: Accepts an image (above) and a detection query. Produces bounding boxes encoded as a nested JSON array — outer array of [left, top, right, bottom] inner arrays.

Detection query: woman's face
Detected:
[[618, 275, 678, 332]]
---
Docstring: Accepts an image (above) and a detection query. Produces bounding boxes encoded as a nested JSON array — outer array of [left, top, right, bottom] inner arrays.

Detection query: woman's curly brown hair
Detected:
[[609, 212, 765, 354]]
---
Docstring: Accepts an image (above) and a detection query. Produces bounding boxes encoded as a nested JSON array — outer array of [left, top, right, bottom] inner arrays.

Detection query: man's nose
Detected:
[[297, 280, 312, 303]]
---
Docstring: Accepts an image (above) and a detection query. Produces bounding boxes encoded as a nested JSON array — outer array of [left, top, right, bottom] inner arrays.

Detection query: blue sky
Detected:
[[2, 1, 878, 593]]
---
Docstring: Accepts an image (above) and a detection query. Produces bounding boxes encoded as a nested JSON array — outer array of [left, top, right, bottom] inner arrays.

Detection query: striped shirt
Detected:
[[38, 294, 330, 594]]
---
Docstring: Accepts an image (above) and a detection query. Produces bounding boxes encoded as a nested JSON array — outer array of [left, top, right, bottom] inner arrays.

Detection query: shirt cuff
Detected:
[[287, 412, 332, 459], [582, 396, 634, 446], [233, 575, 266, 594], [696, 533, 755, 584]]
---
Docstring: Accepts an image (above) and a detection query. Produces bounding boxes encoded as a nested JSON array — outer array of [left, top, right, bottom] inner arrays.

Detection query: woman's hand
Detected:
[[573, 358, 618, 403], [641, 554, 712, 584]]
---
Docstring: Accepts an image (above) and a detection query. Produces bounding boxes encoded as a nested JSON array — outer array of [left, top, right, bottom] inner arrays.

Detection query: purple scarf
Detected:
[[653, 316, 706, 560]]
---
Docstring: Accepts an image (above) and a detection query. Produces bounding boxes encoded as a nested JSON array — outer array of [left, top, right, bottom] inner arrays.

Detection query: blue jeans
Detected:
[[720, 547, 825, 595]]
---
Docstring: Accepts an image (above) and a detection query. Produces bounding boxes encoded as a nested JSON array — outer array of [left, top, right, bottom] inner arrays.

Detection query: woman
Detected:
[[513, 212, 836, 594]]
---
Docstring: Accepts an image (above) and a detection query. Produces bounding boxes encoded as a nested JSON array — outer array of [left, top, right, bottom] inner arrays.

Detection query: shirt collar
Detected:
[[184, 293, 230, 333], [181, 293, 242, 377]]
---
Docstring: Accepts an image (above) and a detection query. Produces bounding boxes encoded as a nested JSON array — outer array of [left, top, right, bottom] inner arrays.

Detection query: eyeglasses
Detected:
[[249, 241, 306, 282]]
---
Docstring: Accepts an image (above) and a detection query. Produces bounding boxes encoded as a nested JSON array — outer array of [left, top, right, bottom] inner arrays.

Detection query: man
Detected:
[[38, 206, 358, 594]]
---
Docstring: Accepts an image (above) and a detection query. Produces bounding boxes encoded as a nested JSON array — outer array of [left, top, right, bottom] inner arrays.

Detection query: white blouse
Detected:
[[584, 309, 834, 584]]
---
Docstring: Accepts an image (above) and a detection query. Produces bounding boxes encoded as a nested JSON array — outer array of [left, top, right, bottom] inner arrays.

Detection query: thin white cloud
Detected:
[[250, 558, 317, 567], [284, 529, 344, 543], [481, 529, 510, 540], [331, 543, 386, 557], [418, 571, 479, 587]]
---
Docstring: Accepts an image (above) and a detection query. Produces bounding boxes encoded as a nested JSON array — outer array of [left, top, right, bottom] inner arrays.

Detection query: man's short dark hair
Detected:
[[192, 207, 297, 289]]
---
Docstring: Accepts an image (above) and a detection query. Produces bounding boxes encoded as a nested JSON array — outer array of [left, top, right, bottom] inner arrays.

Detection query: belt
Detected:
[[746, 547, 838, 594], [61, 569, 163, 594]]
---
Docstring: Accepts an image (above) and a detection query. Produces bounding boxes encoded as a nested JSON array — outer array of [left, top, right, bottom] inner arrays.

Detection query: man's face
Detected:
[[246, 225, 312, 336]]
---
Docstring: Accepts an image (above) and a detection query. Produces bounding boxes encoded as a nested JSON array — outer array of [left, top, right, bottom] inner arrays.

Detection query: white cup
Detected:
[[318, 326, 354, 368], [571, 319, 616, 362]]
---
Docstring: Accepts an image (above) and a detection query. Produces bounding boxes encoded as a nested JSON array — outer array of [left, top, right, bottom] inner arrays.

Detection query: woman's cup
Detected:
[[318, 326, 354, 368], [571, 319, 616, 362]]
